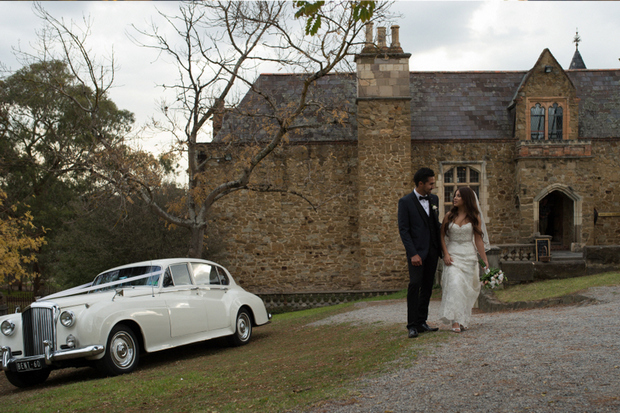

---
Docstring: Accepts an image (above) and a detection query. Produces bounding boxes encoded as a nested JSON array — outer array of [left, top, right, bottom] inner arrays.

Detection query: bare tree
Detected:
[[25, 1, 391, 258], [130, 1, 391, 257]]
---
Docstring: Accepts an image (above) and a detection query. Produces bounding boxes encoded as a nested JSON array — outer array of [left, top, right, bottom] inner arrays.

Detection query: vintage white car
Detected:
[[0, 258, 271, 388]]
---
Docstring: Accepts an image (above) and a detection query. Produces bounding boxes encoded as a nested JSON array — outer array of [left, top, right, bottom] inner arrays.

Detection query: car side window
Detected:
[[216, 266, 230, 286], [168, 264, 192, 286], [209, 266, 221, 285], [163, 268, 174, 287], [190, 263, 211, 285]]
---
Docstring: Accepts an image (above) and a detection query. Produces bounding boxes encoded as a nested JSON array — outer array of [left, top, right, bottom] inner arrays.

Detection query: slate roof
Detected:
[[215, 73, 357, 143], [569, 69, 620, 138], [409, 71, 525, 140], [214, 68, 620, 142]]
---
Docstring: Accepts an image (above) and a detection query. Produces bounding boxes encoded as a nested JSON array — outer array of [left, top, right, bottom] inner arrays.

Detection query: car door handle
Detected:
[[191, 287, 199, 291]]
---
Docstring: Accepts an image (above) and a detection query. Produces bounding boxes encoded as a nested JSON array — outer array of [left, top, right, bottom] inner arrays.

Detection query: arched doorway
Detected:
[[534, 185, 582, 250], [539, 191, 572, 248]]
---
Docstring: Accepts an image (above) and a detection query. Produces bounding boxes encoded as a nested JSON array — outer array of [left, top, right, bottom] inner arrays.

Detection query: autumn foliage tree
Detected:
[[0, 189, 46, 288]]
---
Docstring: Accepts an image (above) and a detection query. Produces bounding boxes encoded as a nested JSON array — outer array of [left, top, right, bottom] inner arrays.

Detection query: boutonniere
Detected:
[[432, 204, 438, 213]]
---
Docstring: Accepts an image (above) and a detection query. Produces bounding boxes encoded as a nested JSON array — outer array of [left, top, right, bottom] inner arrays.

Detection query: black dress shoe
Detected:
[[416, 323, 439, 333], [408, 327, 419, 338]]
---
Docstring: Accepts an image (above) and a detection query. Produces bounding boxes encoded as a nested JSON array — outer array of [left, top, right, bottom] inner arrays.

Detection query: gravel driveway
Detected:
[[307, 286, 620, 413]]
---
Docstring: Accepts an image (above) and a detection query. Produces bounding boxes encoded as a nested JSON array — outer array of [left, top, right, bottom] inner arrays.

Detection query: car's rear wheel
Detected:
[[228, 309, 252, 346], [5, 368, 51, 388], [97, 324, 140, 376]]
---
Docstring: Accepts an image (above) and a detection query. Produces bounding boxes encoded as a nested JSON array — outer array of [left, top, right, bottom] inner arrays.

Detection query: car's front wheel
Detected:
[[97, 324, 140, 376], [4, 368, 51, 388], [228, 308, 252, 346]]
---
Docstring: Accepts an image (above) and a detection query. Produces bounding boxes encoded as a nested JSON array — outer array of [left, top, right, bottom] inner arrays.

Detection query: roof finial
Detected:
[[573, 28, 581, 50]]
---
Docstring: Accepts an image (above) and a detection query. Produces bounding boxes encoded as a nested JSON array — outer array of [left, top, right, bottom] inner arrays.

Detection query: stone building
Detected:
[[200, 26, 620, 296]]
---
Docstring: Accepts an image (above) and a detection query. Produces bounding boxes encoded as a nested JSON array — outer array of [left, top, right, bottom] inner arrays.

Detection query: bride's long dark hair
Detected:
[[442, 186, 484, 239]]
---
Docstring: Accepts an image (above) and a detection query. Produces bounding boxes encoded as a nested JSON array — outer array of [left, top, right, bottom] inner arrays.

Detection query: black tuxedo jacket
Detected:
[[397, 191, 442, 262]]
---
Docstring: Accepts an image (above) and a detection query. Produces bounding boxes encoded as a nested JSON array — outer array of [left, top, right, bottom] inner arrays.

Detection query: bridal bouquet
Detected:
[[478, 259, 506, 289]]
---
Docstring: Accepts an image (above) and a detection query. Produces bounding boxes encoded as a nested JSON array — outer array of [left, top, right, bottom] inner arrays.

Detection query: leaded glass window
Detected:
[[548, 103, 563, 140], [528, 100, 565, 141], [530, 103, 545, 140], [443, 166, 481, 210]]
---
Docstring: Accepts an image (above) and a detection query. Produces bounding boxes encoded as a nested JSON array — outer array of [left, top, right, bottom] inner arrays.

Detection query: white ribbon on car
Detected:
[[40, 270, 163, 301]]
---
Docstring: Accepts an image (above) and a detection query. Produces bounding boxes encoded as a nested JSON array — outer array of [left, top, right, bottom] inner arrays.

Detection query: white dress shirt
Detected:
[[414, 189, 430, 216]]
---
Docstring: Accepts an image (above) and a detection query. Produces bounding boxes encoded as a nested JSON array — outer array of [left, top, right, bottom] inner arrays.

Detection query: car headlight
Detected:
[[60, 311, 76, 327], [1, 320, 15, 336]]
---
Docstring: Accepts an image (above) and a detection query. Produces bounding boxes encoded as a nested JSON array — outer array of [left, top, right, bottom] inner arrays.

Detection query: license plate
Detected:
[[16, 359, 44, 372]]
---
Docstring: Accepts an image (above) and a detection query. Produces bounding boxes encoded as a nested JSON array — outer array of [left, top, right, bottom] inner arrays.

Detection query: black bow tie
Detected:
[[419, 195, 430, 201]]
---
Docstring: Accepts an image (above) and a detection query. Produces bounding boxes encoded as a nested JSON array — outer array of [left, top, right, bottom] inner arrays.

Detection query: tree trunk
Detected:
[[188, 225, 206, 258], [33, 261, 42, 297]]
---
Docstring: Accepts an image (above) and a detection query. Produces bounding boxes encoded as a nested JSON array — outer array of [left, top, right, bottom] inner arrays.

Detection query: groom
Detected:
[[398, 167, 442, 338]]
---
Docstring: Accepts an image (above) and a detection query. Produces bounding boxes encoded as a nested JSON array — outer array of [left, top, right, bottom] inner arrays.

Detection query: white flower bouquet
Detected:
[[478, 259, 506, 289]]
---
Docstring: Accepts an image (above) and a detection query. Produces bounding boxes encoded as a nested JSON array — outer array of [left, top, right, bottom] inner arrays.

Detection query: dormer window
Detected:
[[526, 98, 567, 141]]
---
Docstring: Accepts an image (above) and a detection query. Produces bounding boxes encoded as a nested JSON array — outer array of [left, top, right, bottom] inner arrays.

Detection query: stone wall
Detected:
[[258, 290, 400, 314], [204, 142, 361, 293], [200, 135, 620, 294], [590, 140, 620, 245]]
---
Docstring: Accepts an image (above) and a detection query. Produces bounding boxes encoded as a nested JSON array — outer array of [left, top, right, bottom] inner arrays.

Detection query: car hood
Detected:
[[35, 287, 154, 309]]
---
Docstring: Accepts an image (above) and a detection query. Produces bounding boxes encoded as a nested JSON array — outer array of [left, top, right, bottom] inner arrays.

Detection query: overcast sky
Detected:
[[1, 1, 619, 155]]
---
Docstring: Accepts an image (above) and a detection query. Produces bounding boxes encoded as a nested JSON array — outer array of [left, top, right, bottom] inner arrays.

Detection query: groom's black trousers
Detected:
[[407, 245, 440, 329]]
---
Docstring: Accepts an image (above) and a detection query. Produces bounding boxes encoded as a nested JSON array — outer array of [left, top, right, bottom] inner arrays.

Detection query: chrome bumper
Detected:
[[1, 342, 105, 372]]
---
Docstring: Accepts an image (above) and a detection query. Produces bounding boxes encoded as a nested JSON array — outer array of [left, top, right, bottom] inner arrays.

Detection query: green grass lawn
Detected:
[[0, 294, 446, 413], [493, 271, 620, 303]]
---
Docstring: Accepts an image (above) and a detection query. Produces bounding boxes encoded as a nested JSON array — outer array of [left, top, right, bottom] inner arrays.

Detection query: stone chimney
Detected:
[[355, 25, 412, 100], [377, 26, 387, 49], [354, 25, 413, 289], [360, 24, 404, 54], [390, 25, 402, 53], [361, 22, 376, 53]]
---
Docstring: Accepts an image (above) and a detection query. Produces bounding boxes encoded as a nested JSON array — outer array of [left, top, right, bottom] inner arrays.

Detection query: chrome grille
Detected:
[[22, 307, 56, 356]]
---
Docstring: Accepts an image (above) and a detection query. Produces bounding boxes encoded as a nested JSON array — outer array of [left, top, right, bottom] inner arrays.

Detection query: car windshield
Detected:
[[91, 265, 162, 291]]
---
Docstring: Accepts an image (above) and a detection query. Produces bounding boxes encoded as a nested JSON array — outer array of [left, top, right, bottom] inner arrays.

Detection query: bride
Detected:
[[439, 187, 490, 333]]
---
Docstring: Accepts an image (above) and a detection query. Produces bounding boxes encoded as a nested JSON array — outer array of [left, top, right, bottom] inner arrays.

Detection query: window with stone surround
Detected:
[[442, 165, 480, 212], [527, 98, 566, 141]]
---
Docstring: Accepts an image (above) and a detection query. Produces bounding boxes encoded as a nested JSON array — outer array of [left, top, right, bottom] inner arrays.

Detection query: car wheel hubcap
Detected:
[[110, 331, 135, 368], [237, 313, 250, 341]]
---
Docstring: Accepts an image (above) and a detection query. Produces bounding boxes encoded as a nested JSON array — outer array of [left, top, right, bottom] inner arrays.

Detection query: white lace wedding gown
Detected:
[[439, 222, 481, 328]]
